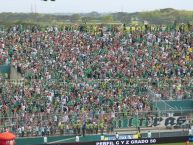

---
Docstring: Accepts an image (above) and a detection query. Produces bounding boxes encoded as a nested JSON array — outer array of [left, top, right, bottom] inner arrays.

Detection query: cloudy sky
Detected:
[[0, 0, 193, 13]]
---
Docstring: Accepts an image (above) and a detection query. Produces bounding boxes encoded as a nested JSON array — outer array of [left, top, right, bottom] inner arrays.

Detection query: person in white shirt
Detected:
[[21, 126, 25, 137], [35, 126, 39, 136], [18, 127, 22, 137], [54, 115, 58, 125], [189, 128, 192, 136], [44, 135, 47, 144], [76, 135, 79, 142], [191, 125, 193, 135], [101, 135, 104, 141], [63, 114, 69, 123], [147, 131, 152, 138], [115, 132, 119, 140]]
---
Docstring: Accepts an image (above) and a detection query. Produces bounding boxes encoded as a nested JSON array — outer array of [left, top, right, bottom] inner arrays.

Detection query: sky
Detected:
[[0, 0, 193, 13]]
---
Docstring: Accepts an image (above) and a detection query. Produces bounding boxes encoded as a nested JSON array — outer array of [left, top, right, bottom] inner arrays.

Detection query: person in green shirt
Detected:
[[99, 121, 104, 135]]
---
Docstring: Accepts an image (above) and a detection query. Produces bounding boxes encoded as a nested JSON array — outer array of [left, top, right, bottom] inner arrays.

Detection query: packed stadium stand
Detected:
[[0, 24, 193, 138]]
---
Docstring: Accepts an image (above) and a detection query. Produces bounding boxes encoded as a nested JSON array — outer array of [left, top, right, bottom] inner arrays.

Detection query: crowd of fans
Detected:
[[0, 23, 192, 137]]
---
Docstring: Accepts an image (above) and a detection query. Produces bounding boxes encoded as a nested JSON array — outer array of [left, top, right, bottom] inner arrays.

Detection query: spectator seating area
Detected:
[[0, 24, 192, 137]]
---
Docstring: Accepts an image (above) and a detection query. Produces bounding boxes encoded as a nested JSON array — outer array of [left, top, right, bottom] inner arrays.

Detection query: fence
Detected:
[[154, 100, 193, 111], [0, 110, 192, 138]]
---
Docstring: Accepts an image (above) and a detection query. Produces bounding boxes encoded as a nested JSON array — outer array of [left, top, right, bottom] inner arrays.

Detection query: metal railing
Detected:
[[0, 110, 192, 137]]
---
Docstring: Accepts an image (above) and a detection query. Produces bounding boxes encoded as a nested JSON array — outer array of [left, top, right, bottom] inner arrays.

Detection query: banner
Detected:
[[116, 116, 187, 128], [35, 136, 192, 145], [96, 138, 157, 145]]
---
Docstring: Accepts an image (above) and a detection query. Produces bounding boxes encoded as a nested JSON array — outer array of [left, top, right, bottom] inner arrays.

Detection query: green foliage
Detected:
[[0, 8, 193, 25], [71, 14, 81, 22], [82, 17, 88, 24], [137, 9, 193, 24], [101, 15, 114, 23]]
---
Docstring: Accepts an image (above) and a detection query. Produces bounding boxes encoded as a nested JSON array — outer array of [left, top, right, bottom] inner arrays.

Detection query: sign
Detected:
[[116, 116, 187, 128], [189, 137, 193, 142], [108, 134, 141, 141], [96, 138, 157, 145], [35, 136, 192, 145]]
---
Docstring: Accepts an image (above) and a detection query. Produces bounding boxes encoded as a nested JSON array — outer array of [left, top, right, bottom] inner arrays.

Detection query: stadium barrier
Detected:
[[16, 135, 75, 145], [35, 136, 193, 145], [1, 110, 192, 138]]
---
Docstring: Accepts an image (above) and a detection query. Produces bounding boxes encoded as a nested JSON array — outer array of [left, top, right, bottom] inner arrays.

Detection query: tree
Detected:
[[70, 14, 81, 23], [81, 17, 88, 24], [101, 15, 114, 23]]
